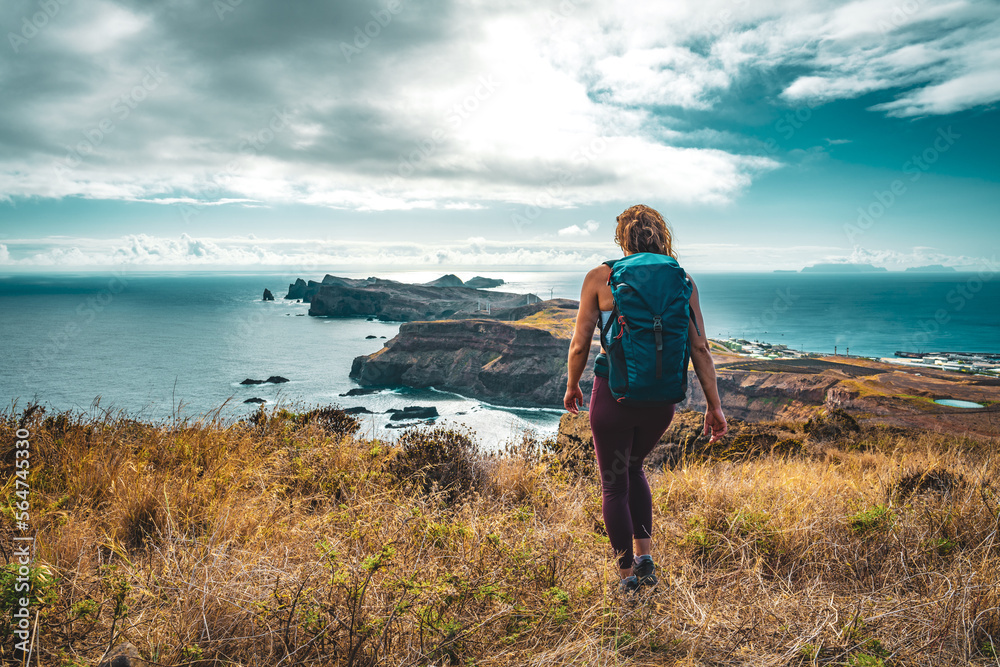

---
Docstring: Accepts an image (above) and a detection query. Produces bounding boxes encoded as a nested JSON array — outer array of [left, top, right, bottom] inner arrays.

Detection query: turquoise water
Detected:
[[1, 270, 998, 442], [934, 399, 984, 409]]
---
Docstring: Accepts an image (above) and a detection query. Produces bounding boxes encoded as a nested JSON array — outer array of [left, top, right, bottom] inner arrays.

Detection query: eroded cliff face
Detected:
[[678, 369, 848, 422], [349, 318, 600, 408]]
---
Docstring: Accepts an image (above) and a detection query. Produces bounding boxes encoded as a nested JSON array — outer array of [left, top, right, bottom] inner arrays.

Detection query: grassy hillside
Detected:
[[1, 403, 999, 666]]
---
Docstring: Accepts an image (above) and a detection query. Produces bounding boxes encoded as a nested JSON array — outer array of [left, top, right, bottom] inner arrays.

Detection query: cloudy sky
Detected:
[[0, 0, 998, 272]]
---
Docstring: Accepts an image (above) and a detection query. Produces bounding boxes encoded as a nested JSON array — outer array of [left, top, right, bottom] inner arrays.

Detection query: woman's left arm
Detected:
[[687, 276, 728, 442], [564, 266, 603, 413]]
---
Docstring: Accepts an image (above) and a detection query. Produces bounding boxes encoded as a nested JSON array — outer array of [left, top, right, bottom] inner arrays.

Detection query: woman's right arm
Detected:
[[687, 277, 727, 443]]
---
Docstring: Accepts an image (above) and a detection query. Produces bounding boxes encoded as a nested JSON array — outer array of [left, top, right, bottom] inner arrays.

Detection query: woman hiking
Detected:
[[563, 204, 728, 593]]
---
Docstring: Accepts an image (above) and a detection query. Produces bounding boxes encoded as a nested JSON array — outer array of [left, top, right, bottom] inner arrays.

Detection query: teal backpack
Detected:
[[595, 253, 698, 405]]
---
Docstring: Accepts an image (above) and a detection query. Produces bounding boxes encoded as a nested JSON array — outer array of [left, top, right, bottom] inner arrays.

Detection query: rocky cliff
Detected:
[[349, 304, 600, 408], [284, 274, 353, 302]]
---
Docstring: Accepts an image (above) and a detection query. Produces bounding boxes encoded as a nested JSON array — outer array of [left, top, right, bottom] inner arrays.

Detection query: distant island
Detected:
[[424, 274, 506, 288], [904, 264, 956, 273], [283, 273, 523, 320], [800, 263, 888, 273], [778, 264, 959, 273]]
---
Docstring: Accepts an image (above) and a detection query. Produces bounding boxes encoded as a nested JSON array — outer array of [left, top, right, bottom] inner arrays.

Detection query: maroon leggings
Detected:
[[589, 375, 675, 570]]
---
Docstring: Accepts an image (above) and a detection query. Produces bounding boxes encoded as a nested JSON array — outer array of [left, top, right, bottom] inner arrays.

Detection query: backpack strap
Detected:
[[685, 275, 702, 337], [599, 308, 616, 353], [598, 259, 620, 352], [602, 259, 618, 285]]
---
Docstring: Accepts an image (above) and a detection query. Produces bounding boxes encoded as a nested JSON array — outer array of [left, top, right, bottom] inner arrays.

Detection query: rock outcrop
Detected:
[[465, 276, 505, 288], [262, 288, 274, 301], [285, 278, 308, 300], [308, 277, 540, 321], [424, 274, 465, 287], [419, 274, 505, 288], [285, 274, 353, 303], [340, 387, 381, 396], [282, 273, 532, 320], [350, 312, 599, 408], [240, 376, 289, 385], [388, 406, 439, 420]]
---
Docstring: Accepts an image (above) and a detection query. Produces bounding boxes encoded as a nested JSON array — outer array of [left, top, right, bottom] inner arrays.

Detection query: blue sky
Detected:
[[0, 0, 998, 272]]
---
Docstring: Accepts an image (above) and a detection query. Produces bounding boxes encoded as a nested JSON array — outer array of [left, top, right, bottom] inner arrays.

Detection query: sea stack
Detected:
[[262, 288, 274, 301]]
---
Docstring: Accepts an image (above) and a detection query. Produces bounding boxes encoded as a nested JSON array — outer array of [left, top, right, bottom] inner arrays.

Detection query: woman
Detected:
[[563, 204, 728, 592]]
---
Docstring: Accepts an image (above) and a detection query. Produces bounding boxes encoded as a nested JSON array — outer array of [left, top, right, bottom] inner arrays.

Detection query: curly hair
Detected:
[[614, 204, 676, 258]]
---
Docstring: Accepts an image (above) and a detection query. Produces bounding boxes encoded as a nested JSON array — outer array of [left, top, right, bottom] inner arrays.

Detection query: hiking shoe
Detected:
[[618, 575, 640, 594], [633, 555, 658, 588]]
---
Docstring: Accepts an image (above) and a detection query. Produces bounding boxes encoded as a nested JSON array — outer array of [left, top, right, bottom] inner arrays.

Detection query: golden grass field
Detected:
[[1, 402, 999, 666]]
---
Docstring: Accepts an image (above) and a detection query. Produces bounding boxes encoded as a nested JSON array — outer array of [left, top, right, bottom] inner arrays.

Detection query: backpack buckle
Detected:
[[652, 316, 662, 332]]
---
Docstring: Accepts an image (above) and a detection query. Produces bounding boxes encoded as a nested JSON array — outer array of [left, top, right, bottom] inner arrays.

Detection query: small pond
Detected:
[[934, 399, 984, 409]]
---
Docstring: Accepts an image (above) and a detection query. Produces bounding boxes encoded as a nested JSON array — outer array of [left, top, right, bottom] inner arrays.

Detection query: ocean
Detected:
[[1, 269, 998, 445]]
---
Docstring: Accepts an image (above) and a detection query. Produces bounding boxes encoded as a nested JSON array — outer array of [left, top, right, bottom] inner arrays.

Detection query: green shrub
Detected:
[[848, 504, 893, 535]]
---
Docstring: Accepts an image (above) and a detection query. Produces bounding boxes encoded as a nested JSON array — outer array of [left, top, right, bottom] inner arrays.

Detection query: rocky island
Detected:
[[283, 273, 533, 321]]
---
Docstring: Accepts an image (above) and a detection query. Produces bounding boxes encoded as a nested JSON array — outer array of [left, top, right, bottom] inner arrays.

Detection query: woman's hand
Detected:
[[704, 406, 728, 443], [564, 384, 584, 414]]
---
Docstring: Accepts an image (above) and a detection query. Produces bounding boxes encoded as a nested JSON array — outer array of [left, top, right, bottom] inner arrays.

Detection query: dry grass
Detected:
[[1, 402, 999, 666]]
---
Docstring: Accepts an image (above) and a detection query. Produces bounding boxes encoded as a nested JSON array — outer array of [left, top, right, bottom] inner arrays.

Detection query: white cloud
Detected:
[[781, 75, 884, 103], [592, 47, 732, 109], [770, 2, 1000, 116], [0, 0, 995, 214], [0, 234, 618, 269], [870, 67, 1000, 116], [558, 220, 600, 236], [4, 234, 990, 273], [0, 0, 783, 210], [845, 246, 988, 269]]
